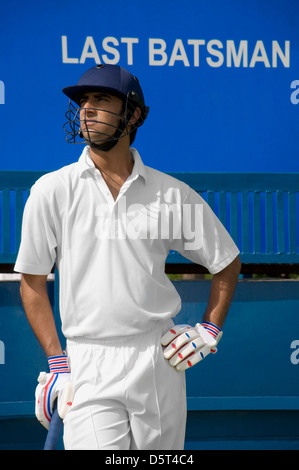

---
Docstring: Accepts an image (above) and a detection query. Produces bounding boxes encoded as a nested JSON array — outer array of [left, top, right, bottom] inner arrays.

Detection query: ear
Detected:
[[129, 107, 141, 126]]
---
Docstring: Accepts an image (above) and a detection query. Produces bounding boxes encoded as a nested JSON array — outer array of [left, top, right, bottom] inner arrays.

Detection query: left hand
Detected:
[[161, 322, 223, 371]]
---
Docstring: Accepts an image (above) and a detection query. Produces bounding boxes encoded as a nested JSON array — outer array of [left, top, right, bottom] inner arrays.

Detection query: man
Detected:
[[15, 64, 241, 450]]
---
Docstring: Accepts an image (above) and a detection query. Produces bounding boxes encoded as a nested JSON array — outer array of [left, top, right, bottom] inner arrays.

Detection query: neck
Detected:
[[88, 137, 134, 201], [89, 138, 133, 177]]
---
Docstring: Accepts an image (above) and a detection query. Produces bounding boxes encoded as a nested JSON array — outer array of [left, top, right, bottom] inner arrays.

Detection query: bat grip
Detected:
[[43, 399, 63, 450]]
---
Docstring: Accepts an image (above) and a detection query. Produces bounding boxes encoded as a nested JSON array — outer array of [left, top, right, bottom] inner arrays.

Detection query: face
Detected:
[[78, 91, 125, 144]]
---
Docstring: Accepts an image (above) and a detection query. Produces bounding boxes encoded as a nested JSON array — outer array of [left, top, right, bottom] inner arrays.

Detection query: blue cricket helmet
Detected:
[[63, 64, 149, 123], [62, 64, 149, 151]]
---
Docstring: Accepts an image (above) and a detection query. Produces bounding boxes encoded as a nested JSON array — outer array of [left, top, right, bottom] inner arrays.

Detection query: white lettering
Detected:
[[102, 37, 120, 65], [169, 39, 190, 67], [61, 35, 79, 63], [149, 38, 168, 66], [105, 455, 139, 467], [80, 36, 101, 64], [61, 36, 291, 69], [121, 37, 139, 65], [227, 40, 248, 67], [206, 40, 224, 67], [272, 40, 290, 67], [249, 40, 270, 67], [187, 39, 205, 67]]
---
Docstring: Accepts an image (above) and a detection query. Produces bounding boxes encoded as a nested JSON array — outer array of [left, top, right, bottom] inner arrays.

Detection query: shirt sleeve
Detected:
[[14, 181, 57, 275], [172, 185, 240, 274]]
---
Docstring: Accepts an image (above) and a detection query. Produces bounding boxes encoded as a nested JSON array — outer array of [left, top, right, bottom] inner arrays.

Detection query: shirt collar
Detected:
[[77, 146, 147, 183]]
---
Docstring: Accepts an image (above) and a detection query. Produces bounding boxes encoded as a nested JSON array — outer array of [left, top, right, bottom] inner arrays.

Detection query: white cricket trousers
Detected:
[[63, 320, 187, 450]]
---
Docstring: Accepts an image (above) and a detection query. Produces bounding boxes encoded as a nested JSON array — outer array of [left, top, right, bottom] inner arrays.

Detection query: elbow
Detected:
[[217, 255, 241, 280], [19, 275, 24, 299], [234, 255, 242, 274], [19, 274, 26, 303], [230, 255, 242, 279]]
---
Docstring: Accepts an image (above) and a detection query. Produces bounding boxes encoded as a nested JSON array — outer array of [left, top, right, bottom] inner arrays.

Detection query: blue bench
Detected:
[[0, 171, 299, 449], [1, 171, 298, 268], [166, 172, 299, 269]]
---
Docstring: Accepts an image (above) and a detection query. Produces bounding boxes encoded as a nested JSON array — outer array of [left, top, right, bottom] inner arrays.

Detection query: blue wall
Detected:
[[1, 278, 299, 450], [0, 0, 298, 173]]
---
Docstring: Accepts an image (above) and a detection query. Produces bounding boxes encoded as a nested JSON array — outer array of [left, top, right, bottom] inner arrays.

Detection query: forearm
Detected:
[[202, 255, 241, 329], [20, 274, 63, 358]]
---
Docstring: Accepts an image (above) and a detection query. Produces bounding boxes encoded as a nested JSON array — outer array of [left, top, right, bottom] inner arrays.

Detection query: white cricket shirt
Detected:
[[15, 146, 239, 339]]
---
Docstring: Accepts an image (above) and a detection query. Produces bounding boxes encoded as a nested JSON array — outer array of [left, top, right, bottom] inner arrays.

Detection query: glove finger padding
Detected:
[[162, 325, 201, 359], [58, 380, 74, 419], [161, 322, 222, 372], [35, 372, 73, 429], [161, 324, 192, 346], [175, 344, 213, 371], [161, 324, 195, 355], [168, 335, 206, 367]]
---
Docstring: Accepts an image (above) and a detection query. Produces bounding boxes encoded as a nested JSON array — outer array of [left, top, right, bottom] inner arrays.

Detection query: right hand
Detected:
[[35, 355, 73, 429]]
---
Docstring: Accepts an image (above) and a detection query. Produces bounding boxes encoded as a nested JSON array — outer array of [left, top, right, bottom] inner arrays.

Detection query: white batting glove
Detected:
[[35, 355, 74, 430], [161, 321, 223, 371]]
